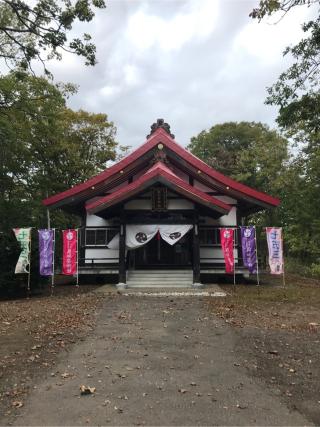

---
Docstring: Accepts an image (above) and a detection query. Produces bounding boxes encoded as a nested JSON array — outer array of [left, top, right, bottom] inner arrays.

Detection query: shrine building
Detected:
[[43, 119, 280, 288]]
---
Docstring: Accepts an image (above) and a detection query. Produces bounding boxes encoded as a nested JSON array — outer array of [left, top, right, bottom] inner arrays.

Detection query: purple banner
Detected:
[[39, 229, 54, 276], [240, 226, 257, 274]]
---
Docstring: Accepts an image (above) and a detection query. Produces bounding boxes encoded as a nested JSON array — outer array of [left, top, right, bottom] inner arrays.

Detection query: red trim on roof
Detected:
[[86, 163, 231, 215], [43, 131, 162, 207], [164, 135, 280, 207], [146, 161, 177, 177], [43, 127, 280, 208]]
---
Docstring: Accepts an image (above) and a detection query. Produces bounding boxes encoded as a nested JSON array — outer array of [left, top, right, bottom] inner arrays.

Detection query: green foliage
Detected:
[[250, 0, 320, 267], [250, 1, 318, 20], [0, 229, 21, 296], [0, 73, 118, 295], [0, 73, 117, 214], [188, 121, 288, 195], [0, 0, 106, 74], [310, 263, 320, 278], [188, 120, 320, 267]]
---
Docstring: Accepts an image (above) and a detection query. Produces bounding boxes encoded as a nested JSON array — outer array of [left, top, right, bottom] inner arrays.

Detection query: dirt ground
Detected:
[[0, 285, 105, 422], [0, 275, 320, 425], [207, 273, 320, 425]]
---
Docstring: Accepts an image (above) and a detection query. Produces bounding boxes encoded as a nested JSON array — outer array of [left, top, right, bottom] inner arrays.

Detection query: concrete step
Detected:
[[129, 272, 192, 276], [127, 283, 193, 288], [128, 275, 192, 281], [126, 270, 194, 288]]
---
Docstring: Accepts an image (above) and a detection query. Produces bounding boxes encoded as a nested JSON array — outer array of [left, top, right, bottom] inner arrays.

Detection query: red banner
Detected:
[[62, 230, 78, 275], [220, 228, 234, 273]]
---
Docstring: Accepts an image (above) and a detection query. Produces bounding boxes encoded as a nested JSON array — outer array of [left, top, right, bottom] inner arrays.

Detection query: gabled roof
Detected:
[[86, 162, 231, 216], [43, 124, 280, 211]]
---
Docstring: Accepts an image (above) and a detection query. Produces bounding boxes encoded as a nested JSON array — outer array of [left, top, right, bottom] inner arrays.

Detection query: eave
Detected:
[[86, 164, 231, 217], [43, 127, 280, 211]]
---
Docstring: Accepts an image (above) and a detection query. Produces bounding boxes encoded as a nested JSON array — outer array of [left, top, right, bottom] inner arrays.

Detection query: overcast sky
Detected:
[[50, 0, 314, 150]]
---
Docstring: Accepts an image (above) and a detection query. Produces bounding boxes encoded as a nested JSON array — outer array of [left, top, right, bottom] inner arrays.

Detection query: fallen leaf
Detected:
[[61, 372, 70, 378], [12, 400, 23, 408], [236, 403, 248, 409], [80, 385, 96, 395]]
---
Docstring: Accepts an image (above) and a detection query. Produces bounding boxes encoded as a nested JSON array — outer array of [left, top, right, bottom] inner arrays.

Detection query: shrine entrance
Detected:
[[131, 230, 192, 269]]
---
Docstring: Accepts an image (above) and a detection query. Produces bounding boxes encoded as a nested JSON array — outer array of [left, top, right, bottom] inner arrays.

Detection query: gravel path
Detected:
[[12, 295, 311, 426]]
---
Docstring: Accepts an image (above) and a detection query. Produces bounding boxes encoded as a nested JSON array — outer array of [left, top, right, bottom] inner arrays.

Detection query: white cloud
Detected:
[[126, 0, 219, 52], [234, 5, 314, 64], [45, 0, 315, 149]]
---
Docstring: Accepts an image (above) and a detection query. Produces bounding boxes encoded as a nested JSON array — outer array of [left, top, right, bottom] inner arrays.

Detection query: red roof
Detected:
[[43, 127, 280, 209], [86, 162, 231, 215]]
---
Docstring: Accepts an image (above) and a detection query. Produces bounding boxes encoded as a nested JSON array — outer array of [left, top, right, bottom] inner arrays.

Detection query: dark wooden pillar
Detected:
[[79, 212, 86, 267], [236, 208, 243, 267], [193, 212, 201, 284], [119, 209, 126, 283]]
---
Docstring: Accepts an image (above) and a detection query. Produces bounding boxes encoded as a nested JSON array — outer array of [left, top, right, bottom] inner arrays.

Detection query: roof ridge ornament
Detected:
[[147, 118, 175, 139]]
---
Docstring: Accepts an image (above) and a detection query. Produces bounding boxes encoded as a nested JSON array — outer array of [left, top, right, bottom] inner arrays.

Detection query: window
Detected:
[[152, 187, 167, 211], [199, 229, 220, 245], [85, 228, 118, 246], [199, 228, 238, 246]]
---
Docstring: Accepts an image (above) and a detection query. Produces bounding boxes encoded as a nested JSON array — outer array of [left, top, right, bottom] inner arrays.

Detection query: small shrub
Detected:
[[309, 263, 320, 279]]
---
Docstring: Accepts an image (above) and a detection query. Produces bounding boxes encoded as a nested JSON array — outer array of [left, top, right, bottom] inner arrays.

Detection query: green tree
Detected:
[[188, 121, 288, 195], [0, 0, 106, 74], [250, 1, 320, 138], [251, 0, 320, 272], [0, 73, 117, 230], [0, 73, 118, 294]]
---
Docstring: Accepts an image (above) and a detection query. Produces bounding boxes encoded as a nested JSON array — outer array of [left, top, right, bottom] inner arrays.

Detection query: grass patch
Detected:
[[207, 273, 320, 331]]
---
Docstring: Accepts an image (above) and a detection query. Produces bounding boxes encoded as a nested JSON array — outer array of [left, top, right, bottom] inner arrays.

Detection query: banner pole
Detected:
[[76, 228, 79, 288], [27, 229, 32, 297], [233, 228, 236, 286], [51, 228, 55, 296], [282, 228, 286, 288], [254, 226, 260, 286]]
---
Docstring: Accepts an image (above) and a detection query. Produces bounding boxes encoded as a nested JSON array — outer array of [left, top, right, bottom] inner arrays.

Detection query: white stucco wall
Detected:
[[199, 205, 238, 262], [85, 195, 239, 266], [200, 247, 238, 263], [85, 248, 119, 264], [85, 214, 119, 263], [200, 206, 237, 226], [124, 198, 194, 210], [168, 199, 194, 209], [86, 214, 110, 226]]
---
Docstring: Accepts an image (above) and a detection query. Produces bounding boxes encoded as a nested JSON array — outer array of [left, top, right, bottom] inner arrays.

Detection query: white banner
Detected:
[[107, 224, 193, 250], [159, 224, 193, 246], [13, 228, 31, 273], [126, 225, 158, 249], [266, 227, 284, 274], [107, 233, 120, 249]]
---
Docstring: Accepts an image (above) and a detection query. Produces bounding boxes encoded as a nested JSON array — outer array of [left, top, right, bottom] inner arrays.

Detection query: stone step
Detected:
[[126, 283, 193, 288], [127, 277, 192, 283], [128, 273, 192, 277], [128, 274, 192, 279], [128, 270, 192, 274], [126, 269, 194, 288]]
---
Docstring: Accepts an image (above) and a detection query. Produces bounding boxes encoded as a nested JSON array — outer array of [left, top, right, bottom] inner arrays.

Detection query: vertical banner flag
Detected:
[[62, 229, 78, 275], [39, 229, 54, 276], [220, 228, 234, 273], [240, 226, 257, 274], [13, 228, 31, 274], [266, 227, 284, 274]]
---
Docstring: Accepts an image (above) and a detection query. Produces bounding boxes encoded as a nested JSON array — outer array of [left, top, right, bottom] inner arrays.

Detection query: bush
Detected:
[[309, 263, 320, 279], [0, 230, 23, 297]]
